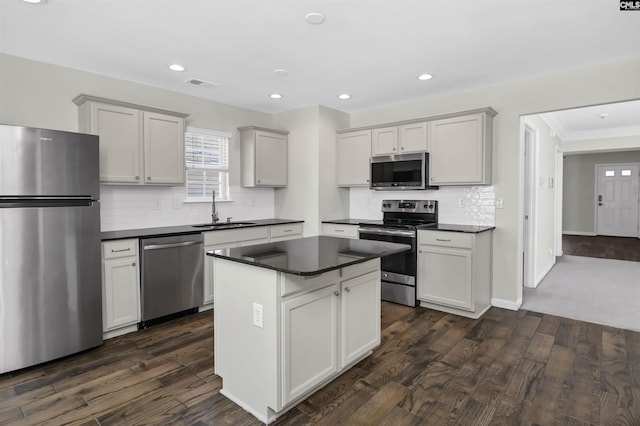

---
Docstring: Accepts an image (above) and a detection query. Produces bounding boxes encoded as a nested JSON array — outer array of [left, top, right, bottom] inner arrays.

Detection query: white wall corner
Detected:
[[491, 297, 522, 311]]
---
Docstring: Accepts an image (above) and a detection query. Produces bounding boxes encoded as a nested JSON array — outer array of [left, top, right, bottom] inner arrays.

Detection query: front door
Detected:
[[596, 163, 639, 237]]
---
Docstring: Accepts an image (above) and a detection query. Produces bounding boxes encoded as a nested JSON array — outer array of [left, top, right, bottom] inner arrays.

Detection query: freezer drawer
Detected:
[[0, 203, 103, 373]]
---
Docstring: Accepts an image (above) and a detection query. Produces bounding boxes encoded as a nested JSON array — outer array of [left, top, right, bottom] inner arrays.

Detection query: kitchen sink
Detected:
[[192, 222, 256, 228]]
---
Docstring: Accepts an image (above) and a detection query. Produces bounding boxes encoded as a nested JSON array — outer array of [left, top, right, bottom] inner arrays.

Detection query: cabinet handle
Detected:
[[334, 291, 340, 297], [345, 287, 351, 292], [257, 179, 261, 183], [401, 147, 405, 150], [436, 238, 451, 242], [366, 179, 370, 182], [131, 262, 136, 267], [419, 250, 423, 253], [335, 229, 344, 232], [392, 147, 396, 151], [147, 177, 151, 181], [430, 177, 435, 181], [112, 248, 131, 253], [283, 229, 292, 233], [135, 176, 140, 180]]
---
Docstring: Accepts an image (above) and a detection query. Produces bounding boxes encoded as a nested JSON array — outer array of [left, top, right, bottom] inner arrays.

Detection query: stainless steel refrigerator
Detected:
[[0, 125, 103, 374]]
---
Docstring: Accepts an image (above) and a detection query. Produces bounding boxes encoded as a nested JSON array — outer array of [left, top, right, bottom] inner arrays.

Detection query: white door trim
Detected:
[[523, 122, 538, 288]]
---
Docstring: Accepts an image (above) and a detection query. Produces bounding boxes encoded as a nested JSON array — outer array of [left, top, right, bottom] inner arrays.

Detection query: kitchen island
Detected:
[[208, 236, 409, 424]]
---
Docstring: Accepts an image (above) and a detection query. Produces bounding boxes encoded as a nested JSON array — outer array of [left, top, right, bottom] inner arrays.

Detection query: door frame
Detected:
[[594, 162, 640, 237], [523, 122, 538, 288]]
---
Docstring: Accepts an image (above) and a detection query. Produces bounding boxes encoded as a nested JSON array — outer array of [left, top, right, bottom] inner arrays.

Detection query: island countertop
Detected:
[[207, 236, 410, 276]]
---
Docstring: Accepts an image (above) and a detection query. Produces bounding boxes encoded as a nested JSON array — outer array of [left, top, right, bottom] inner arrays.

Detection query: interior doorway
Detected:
[[595, 163, 640, 237], [522, 124, 536, 288]]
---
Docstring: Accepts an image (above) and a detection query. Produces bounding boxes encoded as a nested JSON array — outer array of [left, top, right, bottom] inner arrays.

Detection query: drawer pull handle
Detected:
[[112, 248, 131, 253], [334, 291, 340, 297], [283, 229, 292, 233], [131, 262, 136, 267], [436, 238, 451, 242], [345, 287, 351, 292], [335, 229, 344, 232]]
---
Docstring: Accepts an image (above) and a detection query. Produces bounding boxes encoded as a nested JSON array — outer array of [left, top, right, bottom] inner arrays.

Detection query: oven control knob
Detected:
[[423, 204, 428, 209]]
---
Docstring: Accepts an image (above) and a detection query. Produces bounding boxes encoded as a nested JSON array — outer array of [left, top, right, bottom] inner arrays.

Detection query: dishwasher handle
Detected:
[[143, 240, 202, 251]]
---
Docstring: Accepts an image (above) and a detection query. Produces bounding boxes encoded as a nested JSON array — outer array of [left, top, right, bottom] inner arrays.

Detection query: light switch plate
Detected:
[[252, 302, 263, 328]]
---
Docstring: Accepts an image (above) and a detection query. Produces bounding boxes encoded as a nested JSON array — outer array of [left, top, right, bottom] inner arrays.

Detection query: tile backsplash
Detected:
[[99, 185, 275, 231], [349, 186, 496, 225]]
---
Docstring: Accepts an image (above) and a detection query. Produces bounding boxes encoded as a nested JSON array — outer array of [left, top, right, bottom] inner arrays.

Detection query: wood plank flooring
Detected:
[[563, 234, 640, 262], [2, 303, 640, 425]]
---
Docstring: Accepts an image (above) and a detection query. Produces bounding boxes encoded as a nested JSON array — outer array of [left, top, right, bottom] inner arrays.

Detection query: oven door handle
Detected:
[[358, 227, 416, 238]]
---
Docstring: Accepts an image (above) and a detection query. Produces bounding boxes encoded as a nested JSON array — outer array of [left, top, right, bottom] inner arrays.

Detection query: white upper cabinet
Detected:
[[372, 126, 398, 156], [74, 95, 187, 185], [239, 126, 288, 187], [336, 130, 371, 187], [427, 110, 495, 185], [372, 123, 428, 156], [398, 122, 428, 153], [143, 112, 185, 185]]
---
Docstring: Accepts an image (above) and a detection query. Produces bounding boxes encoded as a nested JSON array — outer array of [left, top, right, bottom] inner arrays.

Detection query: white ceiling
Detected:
[[540, 100, 640, 141], [0, 0, 639, 116]]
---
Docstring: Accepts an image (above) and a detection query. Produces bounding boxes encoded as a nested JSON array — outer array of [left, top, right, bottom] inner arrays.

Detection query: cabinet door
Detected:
[[281, 284, 339, 406], [103, 257, 141, 331], [255, 131, 287, 186], [203, 242, 239, 306], [337, 130, 371, 187], [398, 122, 427, 153], [90, 103, 142, 183], [372, 126, 398, 156], [417, 245, 473, 311], [143, 112, 185, 185], [428, 113, 485, 185], [341, 271, 380, 367]]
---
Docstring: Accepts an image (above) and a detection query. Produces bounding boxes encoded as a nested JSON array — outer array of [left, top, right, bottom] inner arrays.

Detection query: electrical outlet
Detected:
[[458, 198, 464, 208], [496, 198, 504, 209], [548, 248, 553, 257], [153, 200, 161, 211], [173, 199, 181, 210], [252, 302, 263, 328]]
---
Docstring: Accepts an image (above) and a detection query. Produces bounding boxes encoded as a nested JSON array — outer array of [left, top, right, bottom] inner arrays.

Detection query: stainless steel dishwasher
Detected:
[[140, 233, 204, 325]]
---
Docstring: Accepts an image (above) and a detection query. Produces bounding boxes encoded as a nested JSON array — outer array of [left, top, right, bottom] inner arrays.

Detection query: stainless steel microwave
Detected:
[[370, 152, 438, 190]]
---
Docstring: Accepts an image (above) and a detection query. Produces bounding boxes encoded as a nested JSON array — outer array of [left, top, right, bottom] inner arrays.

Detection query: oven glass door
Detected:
[[358, 230, 416, 278]]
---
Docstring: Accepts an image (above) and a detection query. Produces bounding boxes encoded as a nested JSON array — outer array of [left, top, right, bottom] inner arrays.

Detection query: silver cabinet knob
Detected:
[[147, 177, 151, 181], [135, 176, 140, 180], [334, 291, 340, 297], [345, 287, 351, 292], [430, 177, 435, 181], [132, 262, 136, 267]]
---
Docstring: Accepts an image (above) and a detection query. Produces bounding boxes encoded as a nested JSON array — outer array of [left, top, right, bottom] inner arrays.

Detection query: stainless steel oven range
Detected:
[[358, 200, 437, 307]]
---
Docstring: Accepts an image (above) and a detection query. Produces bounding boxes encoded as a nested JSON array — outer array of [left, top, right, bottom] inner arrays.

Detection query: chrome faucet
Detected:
[[211, 190, 219, 223]]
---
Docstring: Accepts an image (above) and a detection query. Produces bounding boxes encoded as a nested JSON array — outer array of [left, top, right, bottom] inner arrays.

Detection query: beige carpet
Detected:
[[522, 255, 640, 332]]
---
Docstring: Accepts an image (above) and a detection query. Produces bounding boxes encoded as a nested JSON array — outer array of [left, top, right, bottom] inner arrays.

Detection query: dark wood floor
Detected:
[[2, 304, 640, 425], [563, 234, 640, 262]]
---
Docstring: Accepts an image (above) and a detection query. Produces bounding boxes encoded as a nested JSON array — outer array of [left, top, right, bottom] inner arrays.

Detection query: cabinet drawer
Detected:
[[203, 226, 269, 246], [321, 223, 359, 239], [103, 239, 138, 260], [271, 223, 303, 239], [281, 270, 340, 298], [419, 231, 473, 249]]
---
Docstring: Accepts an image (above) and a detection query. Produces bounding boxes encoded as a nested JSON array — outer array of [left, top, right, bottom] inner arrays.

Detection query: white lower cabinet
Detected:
[[417, 230, 492, 319], [214, 258, 380, 424], [101, 239, 141, 338], [202, 224, 303, 308], [321, 223, 360, 239]]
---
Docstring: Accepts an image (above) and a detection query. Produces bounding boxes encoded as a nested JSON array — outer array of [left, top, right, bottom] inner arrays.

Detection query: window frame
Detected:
[[184, 126, 232, 202]]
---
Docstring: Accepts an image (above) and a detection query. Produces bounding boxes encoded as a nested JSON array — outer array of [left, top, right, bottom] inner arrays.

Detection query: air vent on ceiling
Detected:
[[184, 78, 218, 89]]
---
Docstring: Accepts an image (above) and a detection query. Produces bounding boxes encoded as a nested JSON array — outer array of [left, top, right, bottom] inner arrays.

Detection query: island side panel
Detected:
[[213, 257, 280, 421]]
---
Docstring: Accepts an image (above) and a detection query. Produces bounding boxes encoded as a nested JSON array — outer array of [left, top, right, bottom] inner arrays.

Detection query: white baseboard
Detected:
[[563, 231, 596, 236], [491, 297, 522, 311]]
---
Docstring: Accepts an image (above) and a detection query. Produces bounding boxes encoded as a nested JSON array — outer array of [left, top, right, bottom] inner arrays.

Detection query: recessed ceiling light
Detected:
[[169, 64, 185, 72], [273, 69, 289, 77], [269, 93, 283, 99], [417, 73, 433, 81], [338, 94, 351, 100], [305, 12, 326, 25], [22, 0, 46, 3], [598, 113, 609, 119]]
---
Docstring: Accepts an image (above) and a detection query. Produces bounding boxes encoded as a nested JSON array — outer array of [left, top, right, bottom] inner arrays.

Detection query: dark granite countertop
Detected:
[[418, 223, 495, 233], [207, 236, 410, 276], [101, 219, 304, 241], [322, 219, 381, 225]]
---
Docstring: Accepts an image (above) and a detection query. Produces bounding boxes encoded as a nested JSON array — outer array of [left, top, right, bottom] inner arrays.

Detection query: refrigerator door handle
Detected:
[[0, 197, 95, 208]]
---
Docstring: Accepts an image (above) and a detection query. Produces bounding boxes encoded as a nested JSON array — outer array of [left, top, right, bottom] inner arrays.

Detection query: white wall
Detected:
[[0, 54, 277, 231], [563, 135, 640, 154], [349, 57, 640, 309], [563, 150, 640, 234]]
